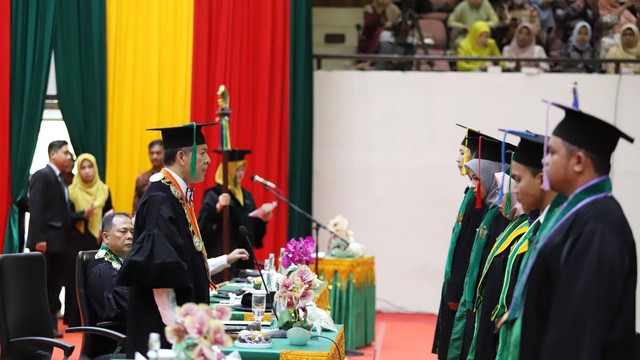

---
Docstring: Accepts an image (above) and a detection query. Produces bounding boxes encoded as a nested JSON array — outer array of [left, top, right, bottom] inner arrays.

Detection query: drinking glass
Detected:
[[252, 291, 267, 323]]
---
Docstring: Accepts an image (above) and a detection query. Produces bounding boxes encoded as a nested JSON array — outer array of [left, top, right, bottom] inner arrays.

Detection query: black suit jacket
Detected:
[[27, 165, 73, 253]]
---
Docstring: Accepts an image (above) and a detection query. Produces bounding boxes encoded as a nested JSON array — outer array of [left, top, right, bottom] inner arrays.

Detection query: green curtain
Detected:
[[6, 0, 57, 253], [54, 0, 107, 179], [288, 0, 313, 238]]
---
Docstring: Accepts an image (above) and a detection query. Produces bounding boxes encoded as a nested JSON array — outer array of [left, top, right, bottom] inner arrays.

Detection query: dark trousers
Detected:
[[45, 251, 81, 328]]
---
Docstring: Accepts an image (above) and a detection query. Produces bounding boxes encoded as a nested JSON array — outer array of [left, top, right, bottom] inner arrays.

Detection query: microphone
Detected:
[[250, 174, 277, 189], [239, 225, 279, 322]]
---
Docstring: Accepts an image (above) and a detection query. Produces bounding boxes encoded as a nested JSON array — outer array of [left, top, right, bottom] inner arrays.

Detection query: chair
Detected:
[[0, 252, 75, 359], [419, 19, 448, 50], [71, 250, 126, 359]]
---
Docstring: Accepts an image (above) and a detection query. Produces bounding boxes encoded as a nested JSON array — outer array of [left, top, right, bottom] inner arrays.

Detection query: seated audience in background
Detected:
[[605, 23, 640, 73], [495, 0, 541, 47], [554, 0, 595, 44], [457, 21, 503, 71], [448, 0, 500, 49], [358, 0, 402, 55], [503, 22, 550, 71], [529, 0, 556, 45], [562, 21, 599, 72], [597, 0, 638, 57], [87, 212, 133, 323], [132, 139, 164, 217]]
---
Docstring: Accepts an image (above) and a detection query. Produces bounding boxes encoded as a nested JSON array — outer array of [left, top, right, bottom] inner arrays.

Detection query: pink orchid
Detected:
[[165, 323, 188, 344]]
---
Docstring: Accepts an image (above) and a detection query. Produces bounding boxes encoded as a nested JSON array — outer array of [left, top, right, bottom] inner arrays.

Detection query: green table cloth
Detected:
[[316, 257, 376, 350]]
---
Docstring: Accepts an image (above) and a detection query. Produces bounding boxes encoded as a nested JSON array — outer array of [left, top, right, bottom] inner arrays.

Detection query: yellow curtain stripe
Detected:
[[106, 0, 194, 214]]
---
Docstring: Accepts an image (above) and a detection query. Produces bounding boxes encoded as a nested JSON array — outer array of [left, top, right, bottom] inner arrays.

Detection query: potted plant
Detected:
[[275, 263, 319, 345], [165, 303, 233, 359]]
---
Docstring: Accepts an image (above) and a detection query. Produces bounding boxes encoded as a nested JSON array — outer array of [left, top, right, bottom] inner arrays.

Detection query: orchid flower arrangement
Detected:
[[165, 303, 233, 359], [275, 265, 319, 331], [281, 236, 315, 269]]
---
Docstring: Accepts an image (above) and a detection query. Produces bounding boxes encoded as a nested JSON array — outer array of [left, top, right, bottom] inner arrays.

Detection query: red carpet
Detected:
[[57, 313, 439, 359]]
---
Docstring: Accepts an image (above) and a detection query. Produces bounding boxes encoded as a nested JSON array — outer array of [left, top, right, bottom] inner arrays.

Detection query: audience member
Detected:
[[448, 0, 500, 49], [529, 0, 556, 45], [132, 139, 164, 216], [597, 0, 638, 57], [554, 0, 596, 44], [457, 21, 502, 71], [562, 21, 599, 72], [495, 0, 542, 47], [605, 23, 640, 73], [358, 0, 402, 55], [503, 22, 550, 71]]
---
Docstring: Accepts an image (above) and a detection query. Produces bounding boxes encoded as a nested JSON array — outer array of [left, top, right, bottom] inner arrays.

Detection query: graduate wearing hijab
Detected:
[[447, 138, 516, 360], [502, 23, 549, 72], [562, 21, 597, 73], [197, 149, 273, 283], [605, 23, 640, 74], [467, 169, 529, 360], [457, 21, 502, 71], [433, 126, 493, 359]]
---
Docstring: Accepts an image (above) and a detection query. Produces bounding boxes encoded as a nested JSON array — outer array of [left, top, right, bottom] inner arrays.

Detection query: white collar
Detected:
[[164, 167, 188, 195], [47, 163, 62, 176], [539, 204, 551, 224]]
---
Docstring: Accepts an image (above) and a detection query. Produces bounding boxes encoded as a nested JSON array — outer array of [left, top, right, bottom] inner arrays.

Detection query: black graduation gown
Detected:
[[117, 181, 210, 357], [197, 184, 266, 282], [472, 223, 527, 360], [460, 210, 512, 360], [434, 188, 487, 359], [520, 196, 636, 360], [86, 257, 129, 323]]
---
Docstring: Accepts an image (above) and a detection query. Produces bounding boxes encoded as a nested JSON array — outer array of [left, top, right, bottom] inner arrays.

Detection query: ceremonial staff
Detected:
[[217, 85, 232, 280]]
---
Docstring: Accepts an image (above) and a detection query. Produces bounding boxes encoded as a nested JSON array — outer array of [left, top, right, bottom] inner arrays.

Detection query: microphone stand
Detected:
[[258, 184, 349, 275]]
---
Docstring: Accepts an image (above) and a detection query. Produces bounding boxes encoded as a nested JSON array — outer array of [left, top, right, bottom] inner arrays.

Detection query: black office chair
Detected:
[[69, 250, 126, 359], [0, 252, 75, 359]]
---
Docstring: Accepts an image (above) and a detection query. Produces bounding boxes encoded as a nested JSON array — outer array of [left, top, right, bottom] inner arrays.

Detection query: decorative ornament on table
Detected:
[[165, 303, 235, 359], [327, 215, 367, 258], [280, 236, 315, 274], [274, 264, 321, 345]]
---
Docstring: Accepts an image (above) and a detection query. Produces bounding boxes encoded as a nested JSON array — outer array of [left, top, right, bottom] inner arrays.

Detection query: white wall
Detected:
[[313, 71, 640, 329]]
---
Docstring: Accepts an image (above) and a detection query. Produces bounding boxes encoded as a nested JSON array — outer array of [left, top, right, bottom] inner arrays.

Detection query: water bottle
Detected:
[[263, 259, 271, 291], [278, 247, 286, 275], [147, 332, 160, 359]]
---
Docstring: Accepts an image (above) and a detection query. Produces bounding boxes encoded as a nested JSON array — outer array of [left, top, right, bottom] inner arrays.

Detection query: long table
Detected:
[[316, 256, 376, 350]]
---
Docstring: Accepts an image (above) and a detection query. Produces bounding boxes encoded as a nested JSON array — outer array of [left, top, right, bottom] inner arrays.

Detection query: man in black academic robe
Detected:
[[117, 124, 215, 357], [519, 103, 637, 359]]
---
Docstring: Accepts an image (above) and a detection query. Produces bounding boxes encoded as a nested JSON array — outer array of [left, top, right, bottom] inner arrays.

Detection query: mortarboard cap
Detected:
[[214, 149, 252, 162], [478, 136, 516, 162], [147, 123, 217, 150], [549, 102, 634, 162], [499, 130, 546, 169], [456, 123, 501, 155]]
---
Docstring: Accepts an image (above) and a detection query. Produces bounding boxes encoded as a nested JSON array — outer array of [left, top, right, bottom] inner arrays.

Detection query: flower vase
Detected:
[[286, 327, 311, 346]]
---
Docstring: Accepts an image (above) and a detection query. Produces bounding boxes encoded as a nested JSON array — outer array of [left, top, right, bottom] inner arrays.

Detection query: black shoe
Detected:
[[52, 329, 63, 338]]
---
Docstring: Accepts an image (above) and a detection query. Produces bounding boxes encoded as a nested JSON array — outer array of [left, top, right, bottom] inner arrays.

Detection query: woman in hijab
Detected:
[[502, 22, 550, 72], [457, 21, 502, 71], [448, 156, 514, 360], [606, 23, 640, 74], [67, 153, 112, 326], [467, 172, 528, 360], [598, 0, 637, 57], [69, 153, 113, 248], [563, 21, 598, 72], [197, 150, 274, 283]]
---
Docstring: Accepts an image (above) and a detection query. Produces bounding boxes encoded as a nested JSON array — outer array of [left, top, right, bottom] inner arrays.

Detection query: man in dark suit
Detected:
[[27, 140, 93, 337]]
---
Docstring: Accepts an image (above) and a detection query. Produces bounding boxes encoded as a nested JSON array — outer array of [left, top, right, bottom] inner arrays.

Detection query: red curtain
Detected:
[[191, 0, 290, 262], [0, 0, 10, 252]]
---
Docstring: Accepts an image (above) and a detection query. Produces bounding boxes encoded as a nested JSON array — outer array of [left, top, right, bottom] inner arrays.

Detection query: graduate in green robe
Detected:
[[433, 125, 491, 359], [447, 137, 516, 360], [506, 103, 636, 359]]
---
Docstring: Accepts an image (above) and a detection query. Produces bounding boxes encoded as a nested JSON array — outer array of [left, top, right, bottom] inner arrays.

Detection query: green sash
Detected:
[[447, 206, 499, 360], [443, 189, 475, 295], [499, 176, 611, 359], [467, 216, 529, 360]]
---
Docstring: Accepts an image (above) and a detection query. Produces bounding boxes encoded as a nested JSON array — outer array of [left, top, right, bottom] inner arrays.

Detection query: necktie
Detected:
[[57, 172, 69, 203]]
